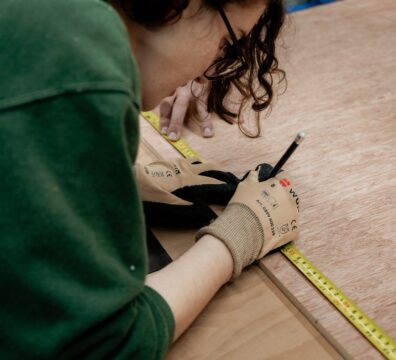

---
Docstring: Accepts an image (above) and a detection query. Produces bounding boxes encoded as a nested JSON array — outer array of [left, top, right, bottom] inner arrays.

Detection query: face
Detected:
[[115, 0, 267, 110]]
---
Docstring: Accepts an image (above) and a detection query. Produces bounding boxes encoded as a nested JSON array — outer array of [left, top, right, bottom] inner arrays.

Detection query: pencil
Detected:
[[268, 131, 305, 178]]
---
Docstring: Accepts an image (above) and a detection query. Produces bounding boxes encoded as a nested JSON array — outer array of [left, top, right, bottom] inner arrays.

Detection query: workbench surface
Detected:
[[139, 0, 396, 358]]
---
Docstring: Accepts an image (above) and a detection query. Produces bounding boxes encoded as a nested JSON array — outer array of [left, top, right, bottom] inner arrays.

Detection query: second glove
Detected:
[[134, 158, 240, 227]]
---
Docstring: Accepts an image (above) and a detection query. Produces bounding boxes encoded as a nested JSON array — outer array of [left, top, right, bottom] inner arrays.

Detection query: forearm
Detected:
[[145, 235, 233, 341]]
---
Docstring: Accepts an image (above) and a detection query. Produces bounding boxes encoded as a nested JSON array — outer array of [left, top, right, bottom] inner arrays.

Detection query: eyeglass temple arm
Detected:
[[215, 5, 243, 57]]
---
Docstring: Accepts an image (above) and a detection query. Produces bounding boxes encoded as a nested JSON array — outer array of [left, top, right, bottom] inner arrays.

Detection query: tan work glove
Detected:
[[134, 158, 240, 228], [196, 168, 300, 279]]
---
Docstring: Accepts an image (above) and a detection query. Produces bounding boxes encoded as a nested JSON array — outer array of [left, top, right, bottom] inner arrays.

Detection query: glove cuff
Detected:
[[196, 203, 264, 280]]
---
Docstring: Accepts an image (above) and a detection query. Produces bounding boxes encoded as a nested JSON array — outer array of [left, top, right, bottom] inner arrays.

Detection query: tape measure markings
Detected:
[[282, 243, 396, 359], [141, 111, 204, 161], [140, 110, 396, 360]]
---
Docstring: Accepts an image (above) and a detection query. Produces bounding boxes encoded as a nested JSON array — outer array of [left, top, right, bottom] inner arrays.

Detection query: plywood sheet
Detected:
[[167, 266, 344, 360], [137, 142, 345, 359], [139, 0, 396, 358]]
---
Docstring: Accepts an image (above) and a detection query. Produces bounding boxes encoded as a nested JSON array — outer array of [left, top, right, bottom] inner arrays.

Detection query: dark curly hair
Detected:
[[111, 0, 286, 137]]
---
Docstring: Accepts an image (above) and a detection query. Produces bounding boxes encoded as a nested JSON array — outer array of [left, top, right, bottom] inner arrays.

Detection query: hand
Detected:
[[159, 78, 214, 141], [135, 158, 240, 228], [196, 168, 300, 279]]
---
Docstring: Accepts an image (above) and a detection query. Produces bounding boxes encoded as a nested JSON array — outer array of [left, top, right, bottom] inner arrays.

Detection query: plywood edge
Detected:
[[257, 261, 352, 359]]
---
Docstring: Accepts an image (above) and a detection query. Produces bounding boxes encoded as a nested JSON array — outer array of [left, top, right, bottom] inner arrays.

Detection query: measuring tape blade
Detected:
[[281, 243, 396, 359], [141, 110, 396, 359], [141, 111, 205, 161]]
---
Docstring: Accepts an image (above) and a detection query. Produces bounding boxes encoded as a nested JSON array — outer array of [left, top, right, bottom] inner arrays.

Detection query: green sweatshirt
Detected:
[[0, 0, 174, 358]]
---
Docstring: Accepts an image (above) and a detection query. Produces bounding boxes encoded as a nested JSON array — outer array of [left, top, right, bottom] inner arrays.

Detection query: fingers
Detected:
[[187, 159, 223, 175], [159, 84, 191, 141], [159, 96, 174, 120], [173, 183, 237, 206], [143, 201, 217, 228], [173, 158, 222, 177], [159, 78, 215, 141], [199, 170, 240, 185], [192, 78, 214, 138], [166, 85, 191, 141], [159, 95, 175, 135], [196, 98, 214, 138]]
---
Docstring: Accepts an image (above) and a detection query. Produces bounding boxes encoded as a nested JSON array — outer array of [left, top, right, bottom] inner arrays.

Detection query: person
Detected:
[[0, 0, 299, 358]]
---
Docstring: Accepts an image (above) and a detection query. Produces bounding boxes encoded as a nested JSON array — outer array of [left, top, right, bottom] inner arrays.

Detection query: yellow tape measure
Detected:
[[141, 111, 205, 161], [282, 244, 396, 359], [141, 110, 396, 360]]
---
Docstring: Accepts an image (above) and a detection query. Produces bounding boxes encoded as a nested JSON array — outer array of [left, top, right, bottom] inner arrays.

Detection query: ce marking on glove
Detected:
[[291, 219, 298, 231], [279, 223, 290, 234], [172, 165, 181, 175], [279, 220, 298, 235]]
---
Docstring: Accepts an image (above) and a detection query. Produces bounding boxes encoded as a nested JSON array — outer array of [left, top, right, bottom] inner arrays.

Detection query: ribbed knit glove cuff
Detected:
[[196, 203, 264, 280]]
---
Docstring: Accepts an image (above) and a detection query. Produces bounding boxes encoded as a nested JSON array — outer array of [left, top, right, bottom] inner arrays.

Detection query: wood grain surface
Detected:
[[166, 266, 343, 360], [138, 0, 396, 358]]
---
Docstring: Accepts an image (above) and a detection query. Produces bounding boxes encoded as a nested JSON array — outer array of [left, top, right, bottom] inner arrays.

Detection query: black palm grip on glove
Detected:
[[173, 170, 240, 205], [143, 169, 238, 228], [184, 162, 274, 204], [142, 161, 274, 229], [240, 163, 274, 182], [143, 201, 218, 228]]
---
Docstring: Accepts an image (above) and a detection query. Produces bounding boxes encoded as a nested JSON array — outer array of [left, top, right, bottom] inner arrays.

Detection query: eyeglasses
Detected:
[[204, 5, 248, 80]]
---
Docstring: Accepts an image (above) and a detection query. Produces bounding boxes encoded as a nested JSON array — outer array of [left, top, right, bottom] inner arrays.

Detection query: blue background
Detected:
[[286, 0, 339, 13]]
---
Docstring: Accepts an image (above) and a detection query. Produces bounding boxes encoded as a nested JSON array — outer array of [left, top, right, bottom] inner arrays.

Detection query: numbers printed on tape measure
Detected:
[[141, 110, 396, 360]]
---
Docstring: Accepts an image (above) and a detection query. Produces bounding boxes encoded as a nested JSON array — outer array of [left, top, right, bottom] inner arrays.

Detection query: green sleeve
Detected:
[[0, 91, 174, 359]]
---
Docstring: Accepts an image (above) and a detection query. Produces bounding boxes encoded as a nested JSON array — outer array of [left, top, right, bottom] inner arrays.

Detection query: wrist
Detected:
[[196, 203, 264, 279], [197, 234, 233, 283]]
